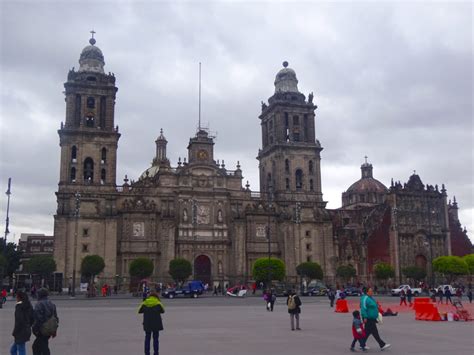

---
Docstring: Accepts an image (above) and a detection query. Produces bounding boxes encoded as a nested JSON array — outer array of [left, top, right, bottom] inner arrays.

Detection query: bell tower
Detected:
[[58, 33, 120, 188], [257, 61, 324, 204]]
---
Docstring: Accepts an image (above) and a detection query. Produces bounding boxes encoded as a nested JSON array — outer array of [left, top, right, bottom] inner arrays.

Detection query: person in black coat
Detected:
[[286, 289, 302, 331], [10, 291, 34, 355], [138, 292, 165, 355]]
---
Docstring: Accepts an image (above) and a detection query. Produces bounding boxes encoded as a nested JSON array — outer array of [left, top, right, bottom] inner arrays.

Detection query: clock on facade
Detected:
[[197, 150, 208, 160]]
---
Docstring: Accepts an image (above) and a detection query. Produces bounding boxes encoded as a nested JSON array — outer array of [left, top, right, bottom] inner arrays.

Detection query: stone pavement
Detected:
[[0, 296, 473, 355]]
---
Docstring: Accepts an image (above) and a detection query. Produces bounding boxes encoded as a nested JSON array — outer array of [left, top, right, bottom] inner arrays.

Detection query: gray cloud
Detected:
[[0, 1, 472, 241]]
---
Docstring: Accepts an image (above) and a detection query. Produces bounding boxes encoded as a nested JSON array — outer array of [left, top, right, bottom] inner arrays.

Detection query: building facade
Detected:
[[53, 37, 471, 287]]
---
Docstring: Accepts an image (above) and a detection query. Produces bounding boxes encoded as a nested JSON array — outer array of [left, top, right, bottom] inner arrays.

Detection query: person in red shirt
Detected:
[[1, 288, 7, 305]]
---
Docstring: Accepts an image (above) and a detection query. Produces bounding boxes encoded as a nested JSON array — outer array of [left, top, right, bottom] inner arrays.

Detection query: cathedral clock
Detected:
[[197, 149, 208, 161]]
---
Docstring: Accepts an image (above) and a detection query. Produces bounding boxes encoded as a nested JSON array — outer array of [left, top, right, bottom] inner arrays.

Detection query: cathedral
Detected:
[[53, 36, 472, 287]]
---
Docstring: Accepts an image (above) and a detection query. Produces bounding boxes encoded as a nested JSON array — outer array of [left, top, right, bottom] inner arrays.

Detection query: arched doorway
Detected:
[[194, 255, 211, 284], [415, 255, 427, 270]]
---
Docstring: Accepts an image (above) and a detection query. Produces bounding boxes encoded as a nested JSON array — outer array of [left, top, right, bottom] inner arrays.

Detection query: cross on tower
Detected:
[[413, 170, 416, 175], [90, 30, 96, 38], [364, 155, 368, 164]]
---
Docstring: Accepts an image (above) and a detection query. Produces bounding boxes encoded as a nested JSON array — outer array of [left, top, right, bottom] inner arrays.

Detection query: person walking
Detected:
[[327, 288, 335, 307], [32, 288, 58, 355], [286, 289, 302, 331], [138, 291, 165, 355], [399, 289, 407, 306], [444, 286, 452, 305], [269, 289, 276, 312], [360, 288, 390, 351], [406, 288, 413, 306], [350, 310, 367, 352], [10, 291, 34, 355], [467, 289, 472, 303], [1, 288, 7, 304], [436, 287, 444, 304]]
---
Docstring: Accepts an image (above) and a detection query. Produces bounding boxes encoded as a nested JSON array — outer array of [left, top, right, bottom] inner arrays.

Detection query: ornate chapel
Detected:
[[53, 36, 472, 286]]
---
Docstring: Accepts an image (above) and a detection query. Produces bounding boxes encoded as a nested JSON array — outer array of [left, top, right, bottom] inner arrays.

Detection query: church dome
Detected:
[[274, 61, 299, 93], [139, 165, 160, 180], [78, 37, 105, 74], [346, 177, 387, 194]]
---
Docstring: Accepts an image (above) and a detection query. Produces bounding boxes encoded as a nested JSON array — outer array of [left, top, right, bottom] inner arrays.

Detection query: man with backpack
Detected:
[[32, 288, 58, 355], [286, 289, 302, 331]]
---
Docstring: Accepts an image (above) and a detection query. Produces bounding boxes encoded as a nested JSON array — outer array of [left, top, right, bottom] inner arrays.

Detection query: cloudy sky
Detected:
[[0, 1, 472, 242]]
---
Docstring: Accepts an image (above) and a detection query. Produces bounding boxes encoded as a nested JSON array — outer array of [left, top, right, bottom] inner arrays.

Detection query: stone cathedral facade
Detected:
[[53, 37, 471, 286]]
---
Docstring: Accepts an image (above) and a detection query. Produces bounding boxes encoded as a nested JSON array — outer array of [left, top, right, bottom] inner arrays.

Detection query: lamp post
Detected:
[[3, 178, 11, 250], [266, 184, 274, 288], [71, 192, 81, 298]]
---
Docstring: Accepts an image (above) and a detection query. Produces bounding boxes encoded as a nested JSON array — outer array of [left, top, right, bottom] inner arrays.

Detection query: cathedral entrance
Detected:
[[194, 255, 211, 284], [415, 254, 427, 270]]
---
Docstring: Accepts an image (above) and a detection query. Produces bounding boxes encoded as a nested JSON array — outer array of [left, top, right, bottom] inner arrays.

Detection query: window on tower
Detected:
[[74, 95, 81, 126], [309, 160, 314, 174], [84, 157, 94, 183], [293, 131, 300, 142], [295, 169, 303, 190], [285, 159, 290, 173], [303, 114, 308, 141], [310, 179, 314, 191], [70, 167, 76, 183], [100, 96, 106, 128], [71, 146, 77, 162], [293, 115, 299, 125], [101, 147, 107, 164], [101, 169, 106, 184], [285, 178, 290, 190], [87, 97, 95, 108], [85, 113, 95, 127]]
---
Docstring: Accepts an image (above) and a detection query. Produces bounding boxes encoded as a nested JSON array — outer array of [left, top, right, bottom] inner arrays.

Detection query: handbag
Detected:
[[377, 312, 383, 324]]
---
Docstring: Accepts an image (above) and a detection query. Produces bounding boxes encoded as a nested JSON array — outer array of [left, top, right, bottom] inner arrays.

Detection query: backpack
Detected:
[[40, 316, 58, 337], [288, 295, 296, 310]]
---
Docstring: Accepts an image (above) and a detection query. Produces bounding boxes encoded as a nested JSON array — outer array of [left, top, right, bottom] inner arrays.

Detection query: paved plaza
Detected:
[[1, 295, 473, 355]]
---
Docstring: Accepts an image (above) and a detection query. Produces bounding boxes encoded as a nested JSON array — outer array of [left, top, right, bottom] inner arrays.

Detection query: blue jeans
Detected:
[[144, 331, 159, 355], [10, 342, 26, 355]]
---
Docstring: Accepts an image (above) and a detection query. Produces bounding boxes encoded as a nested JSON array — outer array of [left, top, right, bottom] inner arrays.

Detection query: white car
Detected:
[[391, 285, 422, 296], [436, 285, 456, 294]]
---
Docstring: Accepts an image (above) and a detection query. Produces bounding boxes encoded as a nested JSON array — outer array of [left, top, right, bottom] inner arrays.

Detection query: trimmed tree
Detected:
[[81, 255, 105, 296], [169, 258, 192, 284], [432, 256, 468, 283], [402, 266, 427, 283], [296, 262, 323, 281], [252, 257, 286, 283], [25, 256, 57, 282], [336, 264, 357, 283], [463, 254, 474, 276], [129, 258, 154, 279], [373, 262, 395, 284]]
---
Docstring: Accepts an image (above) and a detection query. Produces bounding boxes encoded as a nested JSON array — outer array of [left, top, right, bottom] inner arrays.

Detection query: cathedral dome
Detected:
[[139, 165, 160, 180], [274, 61, 299, 93], [346, 177, 387, 194], [78, 37, 105, 74]]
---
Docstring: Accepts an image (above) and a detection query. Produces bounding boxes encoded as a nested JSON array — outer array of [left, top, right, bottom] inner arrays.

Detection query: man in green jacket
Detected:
[[360, 288, 391, 351]]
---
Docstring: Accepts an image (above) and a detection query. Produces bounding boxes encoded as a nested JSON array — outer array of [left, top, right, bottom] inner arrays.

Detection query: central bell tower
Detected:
[[257, 62, 324, 204]]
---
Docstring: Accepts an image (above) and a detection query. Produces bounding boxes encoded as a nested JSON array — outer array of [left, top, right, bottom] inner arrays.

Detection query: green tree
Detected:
[[432, 256, 468, 283], [336, 264, 357, 283], [81, 255, 105, 279], [462, 254, 474, 275], [296, 262, 323, 280], [252, 257, 285, 283], [169, 258, 192, 284], [402, 266, 427, 283], [373, 262, 395, 282], [0, 254, 7, 279], [129, 258, 154, 279], [25, 256, 56, 278], [0, 242, 22, 277]]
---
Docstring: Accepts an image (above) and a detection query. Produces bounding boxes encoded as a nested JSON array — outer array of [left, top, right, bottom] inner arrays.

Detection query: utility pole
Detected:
[[71, 192, 81, 298]]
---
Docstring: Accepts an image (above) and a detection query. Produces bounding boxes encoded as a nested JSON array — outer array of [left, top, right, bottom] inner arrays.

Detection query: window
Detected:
[[306, 255, 312, 262], [285, 178, 290, 190], [293, 131, 300, 142], [82, 244, 89, 253], [295, 169, 303, 189], [303, 114, 308, 141], [100, 96, 106, 128], [83, 228, 89, 237], [87, 97, 95, 108], [285, 159, 290, 173], [101, 147, 107, 163], [305, 230, 311, 237], [101, 169, 106, 184], [70, 167, 76, 182], [310, 179, 314, 191], [284, 112, 289, 125], [293, 115, 299, 125], [309, 160, 314, 174], [85, 113, 95, 127], [75, 95, 81, 125], [306, 243, 312, 251], [84, 157, 94, 183], [269, 119, 273, 130], [71, 146, 77, 162]]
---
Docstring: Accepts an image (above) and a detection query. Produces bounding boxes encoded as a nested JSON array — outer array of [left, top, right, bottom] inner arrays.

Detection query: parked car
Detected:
[[302, 280, 328, 296], [344, 286, 362, 296], [162, 280, 204, 299], [272, 282, 295, 297], [391, 285, 422, 296], [436, 285, 456, 294]]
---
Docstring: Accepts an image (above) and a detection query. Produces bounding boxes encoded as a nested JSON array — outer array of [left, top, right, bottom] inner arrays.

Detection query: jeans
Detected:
[[351, 337, 366, 349], [10, 342, 26, 355], [144, 331, 159, 355], [290, 313, 300, 330], [364, 319, 385, 348], [32, 336, 50, 355]]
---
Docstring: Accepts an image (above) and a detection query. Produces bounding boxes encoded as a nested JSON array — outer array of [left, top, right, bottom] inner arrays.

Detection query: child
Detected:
[[351, 310, 367, 352]]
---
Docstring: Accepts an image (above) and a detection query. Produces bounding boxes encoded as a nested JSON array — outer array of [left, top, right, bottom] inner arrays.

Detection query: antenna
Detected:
[[198, 62, 202, 131]]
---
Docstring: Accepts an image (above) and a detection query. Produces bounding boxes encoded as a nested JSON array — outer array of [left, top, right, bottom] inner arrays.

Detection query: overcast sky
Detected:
[[0, 1, 472, 243]]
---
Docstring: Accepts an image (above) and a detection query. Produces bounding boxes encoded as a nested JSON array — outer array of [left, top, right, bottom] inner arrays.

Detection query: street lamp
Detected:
[[71, 192, 81, 298]]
